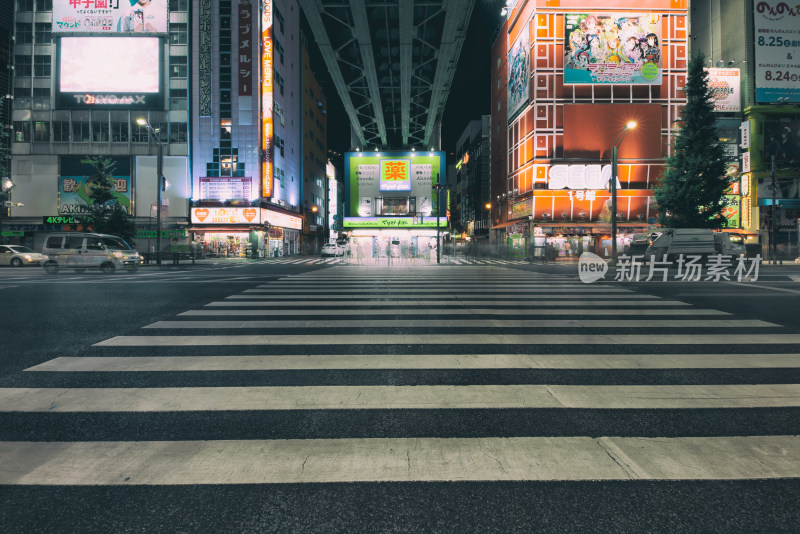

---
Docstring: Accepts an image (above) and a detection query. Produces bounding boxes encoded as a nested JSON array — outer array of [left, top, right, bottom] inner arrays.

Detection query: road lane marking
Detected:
[[1, 435, 799, 484], [179, 308, 729, 316], [94, 333, 799, 346], [26, 353, 800, 372], [221, 294, 663, 301], [202, 300, 683, 307], [141, 319, 775, 329], [2, 384, 799, 411]]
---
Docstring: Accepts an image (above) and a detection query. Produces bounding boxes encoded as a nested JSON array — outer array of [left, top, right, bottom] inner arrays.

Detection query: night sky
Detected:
[[301, 2, 503, 156]]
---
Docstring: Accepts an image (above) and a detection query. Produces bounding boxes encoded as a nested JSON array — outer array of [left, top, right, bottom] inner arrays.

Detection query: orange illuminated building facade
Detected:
[[491, 0, 689, 256]]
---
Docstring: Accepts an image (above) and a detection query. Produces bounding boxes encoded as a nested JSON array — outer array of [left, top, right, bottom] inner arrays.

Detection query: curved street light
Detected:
[[610, 121, 637, 266]]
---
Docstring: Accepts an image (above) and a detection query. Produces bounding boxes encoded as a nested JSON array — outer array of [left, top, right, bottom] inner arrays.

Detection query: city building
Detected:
[[300, 36, 327, 255], [0, 0, 13, 227], [491, 1, 690, 259], [343, 150, 447, 262], [6, 0, 191, 255], [693, 0, 799, 258], [189, 0, 303, 258], [453, 116, 491, 242]]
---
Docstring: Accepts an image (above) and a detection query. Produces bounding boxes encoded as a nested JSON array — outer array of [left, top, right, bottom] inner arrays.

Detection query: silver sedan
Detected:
[[0, 245, 49, 267]]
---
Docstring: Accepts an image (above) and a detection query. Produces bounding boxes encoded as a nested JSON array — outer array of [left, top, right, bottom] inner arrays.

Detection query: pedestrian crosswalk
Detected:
[[2, 265, 800, 489], [252, 256, 534, 265]]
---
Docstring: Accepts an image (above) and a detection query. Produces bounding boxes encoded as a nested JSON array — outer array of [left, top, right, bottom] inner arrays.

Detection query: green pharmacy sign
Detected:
[[343, 217, 448, 228]]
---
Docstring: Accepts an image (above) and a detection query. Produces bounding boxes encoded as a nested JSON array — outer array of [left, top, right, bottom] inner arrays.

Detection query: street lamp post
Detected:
[[137, 118, 164, 265], [610, 121, 637, 266], [433, 175, 449, 264]]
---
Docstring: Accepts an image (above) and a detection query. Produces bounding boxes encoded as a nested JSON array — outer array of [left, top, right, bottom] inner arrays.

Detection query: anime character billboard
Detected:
[[564, 13, 662, 85], [507, 30, 530, 121]]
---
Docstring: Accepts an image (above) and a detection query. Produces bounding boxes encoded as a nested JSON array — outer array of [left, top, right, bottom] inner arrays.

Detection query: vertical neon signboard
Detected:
[[261, 0, 273, 197]]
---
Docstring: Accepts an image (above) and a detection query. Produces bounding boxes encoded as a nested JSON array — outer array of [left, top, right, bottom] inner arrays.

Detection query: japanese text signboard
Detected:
[[238, 2, 253, 96], [53, 0, 168, 34], [564, 13, 662, 85], [345, 152, 445, 217], [707, 68, 741, 112], [754, 0, 800, 103], [261, 0, 274, 197]]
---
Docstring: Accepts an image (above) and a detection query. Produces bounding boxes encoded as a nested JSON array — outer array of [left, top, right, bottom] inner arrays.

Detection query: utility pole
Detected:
[[770, 154, 777, 264]]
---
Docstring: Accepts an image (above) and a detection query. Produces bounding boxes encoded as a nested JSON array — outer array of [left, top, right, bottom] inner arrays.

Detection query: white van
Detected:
[[644, 229, 745, 261], [42, 233, 142, 274]]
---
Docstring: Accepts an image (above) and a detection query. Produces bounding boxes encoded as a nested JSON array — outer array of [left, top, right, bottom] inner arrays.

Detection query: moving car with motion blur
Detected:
[[0, 245, 48, 267], [42, 233, 143, 274], [321, 243, 344, 257]]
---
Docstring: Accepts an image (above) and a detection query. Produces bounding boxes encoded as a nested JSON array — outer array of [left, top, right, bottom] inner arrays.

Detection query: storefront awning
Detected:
[[187, 226, 262, 233], [490, 220, 519, 230]]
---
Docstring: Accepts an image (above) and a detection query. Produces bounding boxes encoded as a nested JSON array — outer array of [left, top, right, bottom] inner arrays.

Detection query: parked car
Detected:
[[42, 233, 142, 274], [321, 243, 343, 257], [0, 245, 48, 267]]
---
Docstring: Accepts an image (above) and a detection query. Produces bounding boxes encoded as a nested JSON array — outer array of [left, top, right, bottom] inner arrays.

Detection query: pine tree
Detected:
[[655, 51, 730, 228], [77, 157, 136, 244]]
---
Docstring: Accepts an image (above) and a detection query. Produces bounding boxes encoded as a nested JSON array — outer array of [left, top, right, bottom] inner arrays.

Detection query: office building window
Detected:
[[35, 23, 51, 43], [13, 87, 30, 109], [131, 121, 148, 143], [15, 56, 32, 77], [275, 71, 284, 96], [111, 121, 128, 143], [16, 0, 33, 11], [72, 121, 89, 143], [170, 56, 187, 78], [170, 122, 188, 143], [92, 111, 109, 142], [53, 121, 69, 142], [169, 88, 188, 110], [13, 121, 30, 142], [169, 0, 188, 10], [274, 36, 284, 65], [33, 87, 50, 110], [169, 23, 188, 45], [33, 121, 50, 142], [34, 55, 51, 77], [274, 101, 285, 126], [275, 5, 284, 33], [16, 24, 33, 44], [35, 0, 52, 10]]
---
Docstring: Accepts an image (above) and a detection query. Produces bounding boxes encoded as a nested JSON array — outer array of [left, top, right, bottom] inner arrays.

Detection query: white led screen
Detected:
[[60, 37, 160, 93]]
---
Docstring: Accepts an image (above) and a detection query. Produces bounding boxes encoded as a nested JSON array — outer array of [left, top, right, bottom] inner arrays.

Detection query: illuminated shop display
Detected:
[[345, 152, 445, 218]]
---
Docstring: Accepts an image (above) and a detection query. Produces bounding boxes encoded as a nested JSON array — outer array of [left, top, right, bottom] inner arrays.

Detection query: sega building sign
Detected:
[[547, 164, 621, 190], [56, 36, 163, 108]]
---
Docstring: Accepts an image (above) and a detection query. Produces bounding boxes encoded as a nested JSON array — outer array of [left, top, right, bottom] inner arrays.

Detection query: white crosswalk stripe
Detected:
[[2, 265, 799, 487]]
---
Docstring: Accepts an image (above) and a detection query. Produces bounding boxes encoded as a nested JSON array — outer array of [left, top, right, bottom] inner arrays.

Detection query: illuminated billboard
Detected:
[[707, 68, 741, 112], [53, 0, 168, 34], [345, 151, 445, 217], [564, 13, 662, 84], [261, 0, 274, 198], [191, 207, 260, 225], [754, 0, 800, 103], [57, 36, 162, 108], [507, 28, 529, 121], [379, 159, 412, 191]]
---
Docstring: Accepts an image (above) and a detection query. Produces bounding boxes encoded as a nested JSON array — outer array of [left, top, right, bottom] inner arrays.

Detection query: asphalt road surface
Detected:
[[0, 256, 799, 533]]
